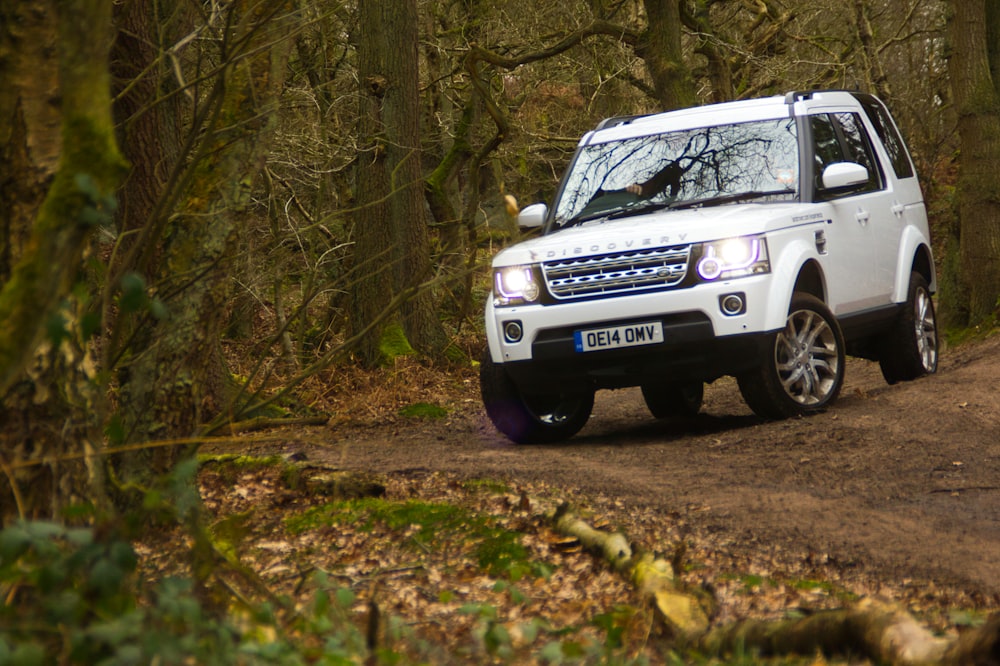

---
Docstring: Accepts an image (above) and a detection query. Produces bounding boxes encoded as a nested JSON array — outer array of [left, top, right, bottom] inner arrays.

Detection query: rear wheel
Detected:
[[640, 382, 703, 419], [878, 272, 938, 384], [738, 293, 845, 419], [479, 351, 594, 444]]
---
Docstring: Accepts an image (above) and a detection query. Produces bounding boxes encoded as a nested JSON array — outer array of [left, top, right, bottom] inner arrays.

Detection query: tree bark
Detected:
[[114, 0, 294, 499], [948, 0, 1000, 325], [0, 0, 126, 520], [639, 0, 696, 110], [0, 0, 62, 283], [553, 505, 713, 642], [352, 0, 447, 365]]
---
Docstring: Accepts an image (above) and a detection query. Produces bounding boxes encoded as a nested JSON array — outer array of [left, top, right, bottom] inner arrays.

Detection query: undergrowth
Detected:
[[0, 457, 853, 665]]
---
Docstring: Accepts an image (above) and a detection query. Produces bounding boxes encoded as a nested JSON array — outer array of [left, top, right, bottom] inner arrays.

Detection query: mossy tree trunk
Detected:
[[0, 0, 126, 520], [112, 0, 294, 504], [0, 1, 62, 283], [946, 0, 1000, 326]]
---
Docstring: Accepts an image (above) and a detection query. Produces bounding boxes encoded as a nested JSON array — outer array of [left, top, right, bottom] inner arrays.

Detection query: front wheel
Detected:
[[878, 272, 938, 384], [738, 293, 845, 419], [479, 351, 594, 444]]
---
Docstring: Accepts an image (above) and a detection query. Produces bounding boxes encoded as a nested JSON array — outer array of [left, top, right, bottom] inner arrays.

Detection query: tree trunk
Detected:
[[639, 0, 696, 110], [352, 0, 447, 364], [109, 0, 188, 241], [0, 0, 62, 283], [948, 0, 1000, 325], [0, 0, 126, 520], [114, 0, 294, 500]]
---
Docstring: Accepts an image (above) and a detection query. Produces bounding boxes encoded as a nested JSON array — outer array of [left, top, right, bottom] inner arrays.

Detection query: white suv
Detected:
[[481, 91, 938, 443]]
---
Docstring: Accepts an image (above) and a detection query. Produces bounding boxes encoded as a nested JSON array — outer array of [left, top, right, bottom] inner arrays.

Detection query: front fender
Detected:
[[762, 239, 824, 330]]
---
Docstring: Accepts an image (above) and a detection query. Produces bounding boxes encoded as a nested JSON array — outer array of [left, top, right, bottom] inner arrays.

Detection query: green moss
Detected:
[[398, 402, 447, 419], [197, 454, 284, 468], [378, 322, 415, 360], [461, 479, 511, 494], [285, 498, 549, 580], [790, 579, 833, 592], [443, 344, 468, 364]]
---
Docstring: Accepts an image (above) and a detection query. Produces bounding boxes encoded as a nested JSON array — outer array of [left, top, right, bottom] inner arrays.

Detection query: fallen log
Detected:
[[552, 503, 713, 642], [550, 503, 1000, 664]]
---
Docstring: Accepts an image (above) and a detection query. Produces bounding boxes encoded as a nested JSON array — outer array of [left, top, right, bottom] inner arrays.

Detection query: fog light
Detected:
[[720, 293, 746, 316], [503, 320, 524, 343]]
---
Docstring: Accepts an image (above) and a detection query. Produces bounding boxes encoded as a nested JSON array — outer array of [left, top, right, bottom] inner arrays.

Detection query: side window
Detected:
[[810, 115, 842, 172], [860, 98, 915, 179], [810, 112, 882, 199], [833, 112, 883, 192]]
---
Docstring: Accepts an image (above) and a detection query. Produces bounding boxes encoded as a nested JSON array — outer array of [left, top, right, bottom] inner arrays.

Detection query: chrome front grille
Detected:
[[542, 244, 691, 300]]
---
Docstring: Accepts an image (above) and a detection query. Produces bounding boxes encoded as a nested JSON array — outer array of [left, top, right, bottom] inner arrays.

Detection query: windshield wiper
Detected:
[[561, 209, 622, 229], [605, 200, 674, 220], [668, 188, 795, 210]]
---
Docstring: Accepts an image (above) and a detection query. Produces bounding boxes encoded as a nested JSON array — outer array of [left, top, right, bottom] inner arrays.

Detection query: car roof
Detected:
[[584, 90, 864, 146]]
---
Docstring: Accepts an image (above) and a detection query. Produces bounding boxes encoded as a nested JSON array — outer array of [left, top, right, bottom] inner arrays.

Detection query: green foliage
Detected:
[[0, 521, 388, 665], [118, 272, 169, 320], [73, 172, 118, 229]]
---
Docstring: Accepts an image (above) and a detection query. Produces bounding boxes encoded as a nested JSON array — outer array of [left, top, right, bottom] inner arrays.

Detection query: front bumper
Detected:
[[486, 276, 775, 392]]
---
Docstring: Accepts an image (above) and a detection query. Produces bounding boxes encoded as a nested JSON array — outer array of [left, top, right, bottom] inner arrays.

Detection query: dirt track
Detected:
[[307, 334, 1000, 602]]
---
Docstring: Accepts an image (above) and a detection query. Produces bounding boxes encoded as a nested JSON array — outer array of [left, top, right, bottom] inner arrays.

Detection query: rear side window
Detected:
[[858, 97, 915, 179]]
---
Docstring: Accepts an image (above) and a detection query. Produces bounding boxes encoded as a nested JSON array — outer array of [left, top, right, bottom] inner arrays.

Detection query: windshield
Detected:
[[553, 117, 799, 228]]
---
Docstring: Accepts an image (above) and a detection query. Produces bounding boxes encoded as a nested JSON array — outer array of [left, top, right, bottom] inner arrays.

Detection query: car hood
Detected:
[[492, 203, 823, 267]]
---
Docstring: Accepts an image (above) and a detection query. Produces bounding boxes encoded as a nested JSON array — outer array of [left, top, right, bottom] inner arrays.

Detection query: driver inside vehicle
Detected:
[[624, 157, 691, 198]]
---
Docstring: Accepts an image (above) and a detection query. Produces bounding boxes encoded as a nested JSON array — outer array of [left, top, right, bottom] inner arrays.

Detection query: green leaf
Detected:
[[80, 311, 102, 342], [335, 587, 355, 609], [119, 273, 148, 313], [45, 310, 69, 346], [150, 298, 169, 320], [105, 415, 125, 446], [74, 173, 100, 201], [64, 527, 94, 547], [8, 643, 45, 666], [24, 521, 66, 541], [0, 525, 33, 562], [109, 541, 138, 571], [538, 641, 565, 664], [88, 557, 124, 596]]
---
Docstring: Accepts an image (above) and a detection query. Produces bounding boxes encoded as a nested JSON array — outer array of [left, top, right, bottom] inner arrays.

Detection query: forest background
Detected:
[[2, 0, 1000, 663]]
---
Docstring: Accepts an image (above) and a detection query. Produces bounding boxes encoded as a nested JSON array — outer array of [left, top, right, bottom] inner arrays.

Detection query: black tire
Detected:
[[738, 293, 845, 419], [878, 272, 938, 385], [640, 382, 704, 419], [479, 350, 594, 444]]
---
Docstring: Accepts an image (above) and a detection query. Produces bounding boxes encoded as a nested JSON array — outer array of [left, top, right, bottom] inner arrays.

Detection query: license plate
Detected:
[[574, 321, 664, 352]]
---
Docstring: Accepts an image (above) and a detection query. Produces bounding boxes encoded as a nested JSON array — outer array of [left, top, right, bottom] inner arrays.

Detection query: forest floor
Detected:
[[181, 330, 1000, 662]]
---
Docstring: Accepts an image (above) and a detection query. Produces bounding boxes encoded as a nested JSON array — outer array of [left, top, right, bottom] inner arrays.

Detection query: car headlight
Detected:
[[696, 236, 770, 281], [493, 265, 541, 306]]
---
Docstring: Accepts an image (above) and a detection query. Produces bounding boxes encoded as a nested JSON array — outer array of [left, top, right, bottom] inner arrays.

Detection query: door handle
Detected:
[[891, 201, 905, 217], [855, 207, 870, 225]]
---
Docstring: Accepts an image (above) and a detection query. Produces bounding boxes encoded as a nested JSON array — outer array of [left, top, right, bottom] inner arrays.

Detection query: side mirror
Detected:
[[517, 203, 547, 230], [821, 162, 869, 190]]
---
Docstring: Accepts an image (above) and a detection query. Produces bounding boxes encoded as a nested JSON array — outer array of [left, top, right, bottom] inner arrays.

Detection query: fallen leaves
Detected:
[[131, 459, 996, 663]]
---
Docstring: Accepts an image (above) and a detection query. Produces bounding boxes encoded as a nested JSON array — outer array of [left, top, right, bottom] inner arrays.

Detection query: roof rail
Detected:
[[784, 90, 815, 105], [594, 114, 645, 130]]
